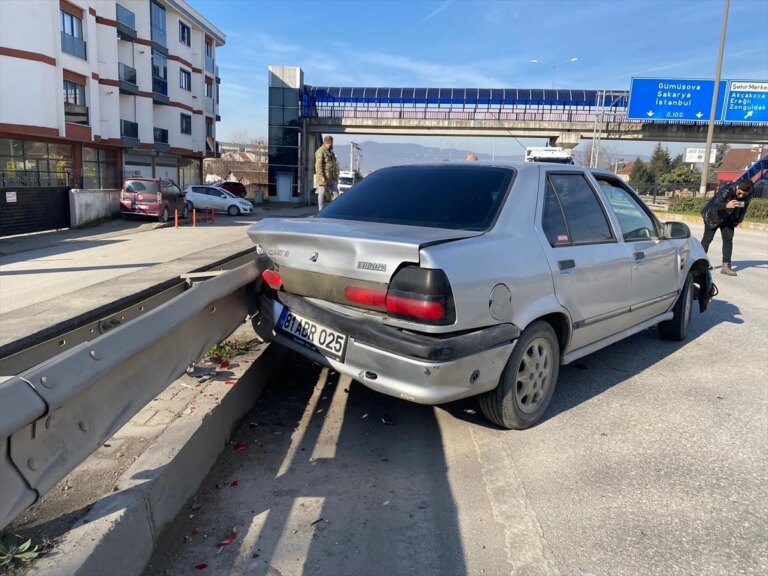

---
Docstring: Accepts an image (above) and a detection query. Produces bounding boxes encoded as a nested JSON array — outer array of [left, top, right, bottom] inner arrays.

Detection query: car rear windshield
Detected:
[[318, 165, 514, 230], [124, 180, 157, 194]]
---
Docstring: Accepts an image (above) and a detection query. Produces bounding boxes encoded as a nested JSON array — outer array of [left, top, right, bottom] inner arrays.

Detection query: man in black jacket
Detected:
[[700, 179, 754, 276]]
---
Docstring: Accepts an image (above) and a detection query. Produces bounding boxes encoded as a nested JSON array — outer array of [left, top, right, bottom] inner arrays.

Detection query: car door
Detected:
[[592, 174, 679, 324], [190, 186, 210, 209], [539, 170, 634, 352], [210, 187, 228, 211]]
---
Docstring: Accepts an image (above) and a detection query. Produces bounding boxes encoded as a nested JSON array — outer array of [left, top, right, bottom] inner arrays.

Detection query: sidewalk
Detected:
[[0, 202, 316, 259]]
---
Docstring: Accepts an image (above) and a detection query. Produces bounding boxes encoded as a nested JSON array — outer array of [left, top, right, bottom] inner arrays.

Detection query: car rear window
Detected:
[[124, 181, 156, 193], [318, 165, 514, 230]]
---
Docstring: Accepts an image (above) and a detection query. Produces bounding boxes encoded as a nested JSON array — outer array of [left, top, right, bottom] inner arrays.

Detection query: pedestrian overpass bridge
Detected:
[[302, 86, 767, 147], [266, 66, 767, 200]]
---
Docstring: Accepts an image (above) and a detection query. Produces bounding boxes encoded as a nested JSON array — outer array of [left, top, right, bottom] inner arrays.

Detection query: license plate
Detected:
[[275, 307, 347, 362], [136, 204, 148, 210]]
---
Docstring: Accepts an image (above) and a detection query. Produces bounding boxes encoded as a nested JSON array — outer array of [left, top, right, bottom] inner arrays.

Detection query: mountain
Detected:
[[333, 141, 523, 173]]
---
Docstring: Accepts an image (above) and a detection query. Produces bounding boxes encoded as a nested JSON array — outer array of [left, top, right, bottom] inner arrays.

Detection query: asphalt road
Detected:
[[142, 223, 768, 576]]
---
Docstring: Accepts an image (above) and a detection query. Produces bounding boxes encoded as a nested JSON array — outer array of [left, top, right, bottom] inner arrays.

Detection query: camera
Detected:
[[735, 201, 746, 208]]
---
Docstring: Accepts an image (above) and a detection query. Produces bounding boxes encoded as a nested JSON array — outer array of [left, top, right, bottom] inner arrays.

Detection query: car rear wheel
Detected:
[[658, 272, 693, 341], [181, 202, 191, 219], [227, 205, 240, 216], [158, 207, 169, 223], [478, 321, 560, 430]]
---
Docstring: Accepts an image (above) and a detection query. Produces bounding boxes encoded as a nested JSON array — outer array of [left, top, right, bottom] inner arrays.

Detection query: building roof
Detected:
[[617, 160, 635, 175], [716, 148, 763, 175]]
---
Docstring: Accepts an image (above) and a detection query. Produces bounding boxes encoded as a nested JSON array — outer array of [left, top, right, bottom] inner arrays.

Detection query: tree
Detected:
[[573, 141, 618, 169], [629, 158, 655, 193], [648, 142, 671, 180], [658, 165, 701, 187]]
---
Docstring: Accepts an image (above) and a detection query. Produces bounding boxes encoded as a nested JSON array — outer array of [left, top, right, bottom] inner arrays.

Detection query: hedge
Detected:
[[667, 197, 768, 221]]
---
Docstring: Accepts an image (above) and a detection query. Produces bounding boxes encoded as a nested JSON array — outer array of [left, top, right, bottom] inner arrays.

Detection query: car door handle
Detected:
[[558, 259, 576, 271], [634, 251, 645, 261]]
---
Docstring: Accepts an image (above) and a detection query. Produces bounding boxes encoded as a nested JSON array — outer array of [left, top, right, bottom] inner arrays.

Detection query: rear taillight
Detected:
[[262, 269, 283, 290], [385, 266, 455, 325], [344, 286, 386, 307]]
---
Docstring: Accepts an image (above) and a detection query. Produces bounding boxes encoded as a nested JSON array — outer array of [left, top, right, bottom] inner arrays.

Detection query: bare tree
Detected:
[[574, 141, 619, 170]]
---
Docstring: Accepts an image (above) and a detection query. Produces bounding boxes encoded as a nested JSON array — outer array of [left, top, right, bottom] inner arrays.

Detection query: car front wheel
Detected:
[[478, 321, 560, 430], [227, 205, 240, 216], [658, 272, 693, 341]]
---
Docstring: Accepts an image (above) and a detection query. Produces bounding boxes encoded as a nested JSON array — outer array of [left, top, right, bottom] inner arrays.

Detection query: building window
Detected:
[[204, 39, 214, 73], [206, 118, 214, 138], [180, 69, 191, 91], [180, 113, 192, 135], [152, 49, 168, 95], [83, 147, 118, 189], [150, 1, 166, 46], [205, 79, 213, 98], [0, 138, 73, 187], [63, 80, 85, 105], [60, 10, 87, 59], [179, 22, 191, 46]]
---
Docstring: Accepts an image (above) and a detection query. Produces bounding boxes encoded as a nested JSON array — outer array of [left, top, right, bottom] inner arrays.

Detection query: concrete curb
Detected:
[[27, 341, 277, 576]]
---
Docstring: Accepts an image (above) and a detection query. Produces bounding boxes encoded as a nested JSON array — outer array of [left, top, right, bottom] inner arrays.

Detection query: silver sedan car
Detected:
[[183, 185, 254, 216], [247, 163, 713, 429]]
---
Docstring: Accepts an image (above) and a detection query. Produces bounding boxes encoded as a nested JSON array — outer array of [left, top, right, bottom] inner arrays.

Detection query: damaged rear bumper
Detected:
[[252, 291, 520, 404]]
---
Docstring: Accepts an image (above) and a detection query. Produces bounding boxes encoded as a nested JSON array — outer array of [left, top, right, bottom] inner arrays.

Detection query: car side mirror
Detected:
[[663, 221, 691, 239]]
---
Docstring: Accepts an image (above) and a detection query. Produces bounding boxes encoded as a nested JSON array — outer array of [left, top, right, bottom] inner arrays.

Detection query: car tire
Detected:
[[478, 321, 560, 430], [227, 205, 240, 216], [181, 202, 191, 219], [658, 272, 693, 341], [158, 207, 169, 223]]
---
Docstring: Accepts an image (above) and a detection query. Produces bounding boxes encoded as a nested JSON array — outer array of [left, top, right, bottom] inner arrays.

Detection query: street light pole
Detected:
[[530, 57, 578, 89], [698, 0, 730, 197]]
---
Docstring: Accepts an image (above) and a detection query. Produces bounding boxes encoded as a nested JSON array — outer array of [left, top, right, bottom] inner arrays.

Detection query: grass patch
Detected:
[[207, 337, 253, 361], [0, 532, 51, 569]]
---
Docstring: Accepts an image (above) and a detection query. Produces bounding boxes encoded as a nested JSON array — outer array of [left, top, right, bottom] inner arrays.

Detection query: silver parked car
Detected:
[[183, 185, 254, 216], [247, 163, 714, 429]]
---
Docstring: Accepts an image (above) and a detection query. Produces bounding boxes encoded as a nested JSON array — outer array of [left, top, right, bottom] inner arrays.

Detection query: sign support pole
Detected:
[[699, 0, 730, 197]]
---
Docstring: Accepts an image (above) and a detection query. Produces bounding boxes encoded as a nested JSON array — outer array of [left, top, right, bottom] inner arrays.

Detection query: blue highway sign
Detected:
[[723, 81, 768, 123], [627, 78, 726, 121]]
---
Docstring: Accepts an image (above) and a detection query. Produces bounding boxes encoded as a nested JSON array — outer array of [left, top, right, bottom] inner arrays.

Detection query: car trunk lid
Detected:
[[248, 217, 481, 305]]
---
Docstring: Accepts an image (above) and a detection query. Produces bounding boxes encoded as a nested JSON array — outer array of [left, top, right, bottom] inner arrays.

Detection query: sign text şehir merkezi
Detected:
[[722, 81, 768, 123]]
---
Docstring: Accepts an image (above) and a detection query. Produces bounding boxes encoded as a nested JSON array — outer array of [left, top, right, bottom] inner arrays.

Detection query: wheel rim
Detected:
[[228, 206, 238, 216], [160, 208, 168, 222], [514, 337, 553, 414]]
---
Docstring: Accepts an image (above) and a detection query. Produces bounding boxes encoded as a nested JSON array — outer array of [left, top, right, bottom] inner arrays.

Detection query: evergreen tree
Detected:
[[648, 142, 672, 180], [629, 158, 654, 193], [659, 165, 701, 187]]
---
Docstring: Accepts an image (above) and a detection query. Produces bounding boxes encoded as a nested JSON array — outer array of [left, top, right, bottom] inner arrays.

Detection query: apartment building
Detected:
[[0, 0, 225, 197]]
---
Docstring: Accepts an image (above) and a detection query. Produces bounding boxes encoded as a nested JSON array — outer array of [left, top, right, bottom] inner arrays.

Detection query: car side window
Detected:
[[542, 180, 570, 246], [595, 178, 658, 241], [547, 173, 614, 244]]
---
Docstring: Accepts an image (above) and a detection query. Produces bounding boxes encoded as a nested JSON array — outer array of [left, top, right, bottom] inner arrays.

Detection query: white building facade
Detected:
[[0, 0, 225, 191]]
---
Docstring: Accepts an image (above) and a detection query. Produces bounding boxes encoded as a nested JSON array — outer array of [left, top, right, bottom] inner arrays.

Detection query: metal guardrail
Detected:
[[0, 254, 264, 530]]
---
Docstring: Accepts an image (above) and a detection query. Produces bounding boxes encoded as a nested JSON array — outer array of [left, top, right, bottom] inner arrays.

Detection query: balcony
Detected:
[[153, 127, 169, 152], [120, 119, 139, 148], [215, 65, 220, 85], [205, 55, 214, 74], [61, 32, 87, 60], [204, 97, 215, 114], [118, 63, 138, 94], [151, 24, 167, 53], [116, 4, 137, 40], [64, 102, 89, 125], [152, 78, 169, 105]]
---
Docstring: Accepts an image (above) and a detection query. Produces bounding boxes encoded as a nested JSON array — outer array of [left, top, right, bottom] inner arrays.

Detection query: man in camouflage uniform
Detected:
[[314, 135, 340, 211]]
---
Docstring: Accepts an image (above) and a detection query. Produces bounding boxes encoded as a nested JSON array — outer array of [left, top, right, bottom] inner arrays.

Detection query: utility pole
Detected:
[[349, 142, 359, 172], [699, 0, 730, 197]]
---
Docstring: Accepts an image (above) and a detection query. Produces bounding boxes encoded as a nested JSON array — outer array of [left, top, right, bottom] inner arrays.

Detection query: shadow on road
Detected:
[[143, 345, 466, 575]]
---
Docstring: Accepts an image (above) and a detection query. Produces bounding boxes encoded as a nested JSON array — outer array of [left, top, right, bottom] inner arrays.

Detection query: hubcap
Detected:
[[515, 337, 553, 414]]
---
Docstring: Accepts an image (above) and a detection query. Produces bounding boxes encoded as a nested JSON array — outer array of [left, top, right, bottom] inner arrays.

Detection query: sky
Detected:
[[187, 0, 768, 160]]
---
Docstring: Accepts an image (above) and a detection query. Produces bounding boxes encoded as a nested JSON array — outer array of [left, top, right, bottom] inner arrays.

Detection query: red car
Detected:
[[216, 181, 247, 198]]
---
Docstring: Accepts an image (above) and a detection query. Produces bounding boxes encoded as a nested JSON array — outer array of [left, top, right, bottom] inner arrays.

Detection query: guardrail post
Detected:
[[174, 209, 179, 229]]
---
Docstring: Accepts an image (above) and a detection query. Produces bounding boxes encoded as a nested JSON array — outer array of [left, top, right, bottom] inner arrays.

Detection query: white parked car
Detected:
[[183, 185, 253, 216]]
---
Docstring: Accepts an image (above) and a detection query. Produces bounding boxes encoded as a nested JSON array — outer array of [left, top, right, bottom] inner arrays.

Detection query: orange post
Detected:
[[192, 208, 197, 227], [174, 209, 179, 228]]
